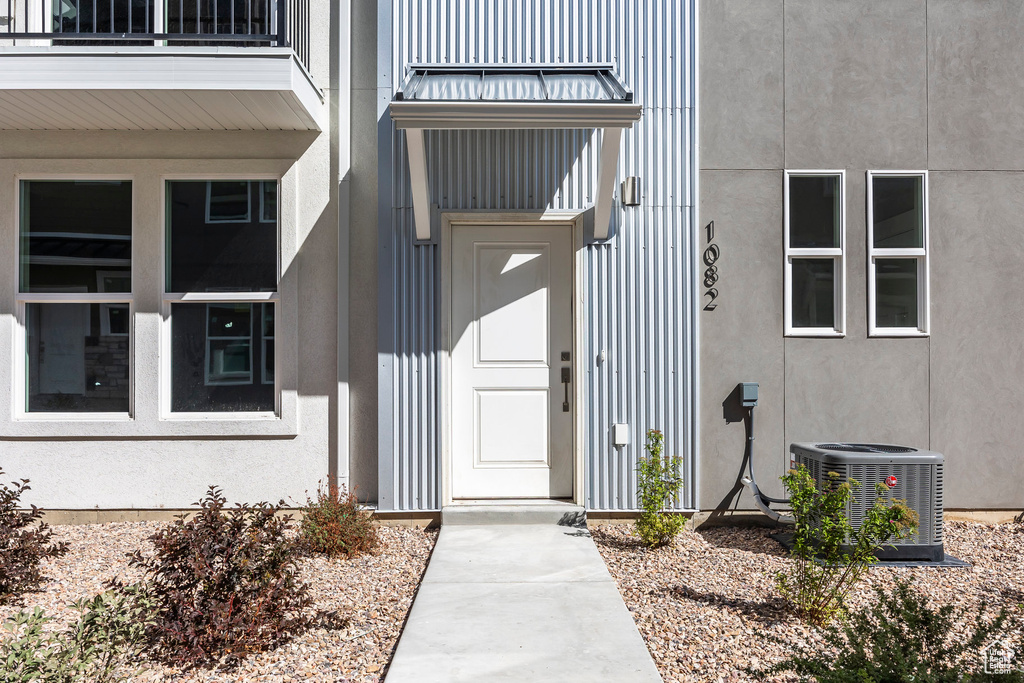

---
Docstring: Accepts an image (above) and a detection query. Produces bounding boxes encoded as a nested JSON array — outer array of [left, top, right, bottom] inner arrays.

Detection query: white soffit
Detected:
[[390, 64, 642, 240], [0, 48, 325, 131]]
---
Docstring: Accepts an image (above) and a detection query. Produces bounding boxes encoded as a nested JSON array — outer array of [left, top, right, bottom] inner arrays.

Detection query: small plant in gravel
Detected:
[[635, 429, 685, 548], [300, 481, 378, 559], [777, 465, 918, 625], [756, 579, 1024, 682], [0, 585, 155, 682], [0, 468, 69, 603], [127, 486, 310, 668]]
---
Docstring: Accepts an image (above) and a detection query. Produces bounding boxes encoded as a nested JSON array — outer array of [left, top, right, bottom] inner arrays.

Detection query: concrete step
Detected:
[[442, 501, 586, 526]]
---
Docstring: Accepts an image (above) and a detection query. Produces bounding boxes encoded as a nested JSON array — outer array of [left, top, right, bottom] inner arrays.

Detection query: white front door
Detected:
[[451, 224, 574, 499]]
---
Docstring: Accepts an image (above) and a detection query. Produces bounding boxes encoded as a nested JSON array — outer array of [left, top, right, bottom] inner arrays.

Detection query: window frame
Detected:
[[12, 175, 135, 421], [867, 170, 930, 337], [161, 175, 281, 420], [784, 169, 846, 337]]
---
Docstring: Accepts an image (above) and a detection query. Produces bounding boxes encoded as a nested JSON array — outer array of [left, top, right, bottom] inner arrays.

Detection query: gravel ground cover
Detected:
[[593, 521, 1024, 683], [0, 521, 438, 683]]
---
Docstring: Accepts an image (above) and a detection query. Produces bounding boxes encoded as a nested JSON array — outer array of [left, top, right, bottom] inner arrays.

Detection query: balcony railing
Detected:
[[1, 0, 309, 70]]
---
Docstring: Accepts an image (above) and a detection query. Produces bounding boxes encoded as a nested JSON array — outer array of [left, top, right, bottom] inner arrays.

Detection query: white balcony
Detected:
[[0, 0, 323, 131]]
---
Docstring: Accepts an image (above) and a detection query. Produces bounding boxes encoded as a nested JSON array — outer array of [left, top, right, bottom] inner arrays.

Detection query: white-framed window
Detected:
[[867, 171, 929, 336], [15, 178, 133, 417], [164, 179, 279, 416], [784, 170, 846, 336]]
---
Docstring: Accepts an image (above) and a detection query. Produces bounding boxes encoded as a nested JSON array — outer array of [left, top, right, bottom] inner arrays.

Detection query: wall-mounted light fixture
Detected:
[[621, 176, 641, 206]]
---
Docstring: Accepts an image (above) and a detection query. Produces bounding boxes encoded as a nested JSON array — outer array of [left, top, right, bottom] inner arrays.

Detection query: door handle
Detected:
[[561, 366, 571, 412]]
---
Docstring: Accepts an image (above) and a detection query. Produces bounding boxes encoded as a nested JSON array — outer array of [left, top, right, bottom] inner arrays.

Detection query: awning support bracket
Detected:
[[401, 125, 627, 242]]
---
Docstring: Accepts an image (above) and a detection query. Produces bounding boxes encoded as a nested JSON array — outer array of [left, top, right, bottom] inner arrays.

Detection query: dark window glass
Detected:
[[791, 258, 835, 328], [102, 305, 130, 335], [20, 181, 132, 294], [171, 303, 275, 412], [789, 175, 840, 249], [207, 182, 251, 223], [26, 303, 129, 413], [262, 304, 275, 384], [875, 258, 918, 328], [260, 182, 278, 223], [872, 176, 924, 248], [166, 181, 277, 292]]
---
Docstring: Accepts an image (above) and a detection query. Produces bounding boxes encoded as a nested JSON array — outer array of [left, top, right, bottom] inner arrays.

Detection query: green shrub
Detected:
[[777, 465, 918, 625], [757, 580, 1024, 682], [127, 486, 310, 667], [0, 468, 69, 603], [635, 429, 685, 548], [300, 482, 378, 559], [0, 586, 154, 682]]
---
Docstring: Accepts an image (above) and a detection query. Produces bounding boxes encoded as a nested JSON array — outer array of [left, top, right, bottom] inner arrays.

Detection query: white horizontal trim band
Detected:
[[391, 101, 642, 129], [166, 292, 278, 301]]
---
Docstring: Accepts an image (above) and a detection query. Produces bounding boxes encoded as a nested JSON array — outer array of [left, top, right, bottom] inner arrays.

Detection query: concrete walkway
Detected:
[[385, 516, 662, 682]]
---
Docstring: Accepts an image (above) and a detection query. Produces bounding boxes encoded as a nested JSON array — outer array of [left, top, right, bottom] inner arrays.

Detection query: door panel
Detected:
[[476, 389, 549, 465], [451, 225, 573, 499]]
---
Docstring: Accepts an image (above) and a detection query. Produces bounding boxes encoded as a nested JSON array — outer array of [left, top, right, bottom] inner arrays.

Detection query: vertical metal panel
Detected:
[[379, 0, 697, 510]]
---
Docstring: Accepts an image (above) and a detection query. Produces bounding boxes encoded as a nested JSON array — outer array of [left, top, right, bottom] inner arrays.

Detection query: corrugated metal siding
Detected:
[[378, 0, 697, 510]]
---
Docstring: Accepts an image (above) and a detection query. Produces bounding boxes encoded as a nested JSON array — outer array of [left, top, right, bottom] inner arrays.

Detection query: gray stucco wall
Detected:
[[700, 0, 1024, 510]]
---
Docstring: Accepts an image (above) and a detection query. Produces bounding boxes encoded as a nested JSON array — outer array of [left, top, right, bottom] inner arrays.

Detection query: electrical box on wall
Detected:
[[740, 382, 759, 407], [613, 423, 629, 447]]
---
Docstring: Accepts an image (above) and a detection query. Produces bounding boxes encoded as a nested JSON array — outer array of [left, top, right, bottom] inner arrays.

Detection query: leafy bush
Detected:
[[635, 429, 685, 548], [127, 486, 310, 667], [300, 482, 378, 559], [0, 586, 154, 682], [757, 580, 1024, 682], [777, 465, 918, 625], [0, 468, 69, 602]]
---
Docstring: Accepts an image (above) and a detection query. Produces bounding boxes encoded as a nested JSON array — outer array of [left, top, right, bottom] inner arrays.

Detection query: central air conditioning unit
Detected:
[[789, 443, 944, 561]]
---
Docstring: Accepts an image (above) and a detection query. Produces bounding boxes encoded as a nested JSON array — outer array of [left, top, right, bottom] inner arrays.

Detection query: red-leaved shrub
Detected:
[[127, 486, 309, 667], [0, 468, 68, 602], [300, 482, 378, 559]]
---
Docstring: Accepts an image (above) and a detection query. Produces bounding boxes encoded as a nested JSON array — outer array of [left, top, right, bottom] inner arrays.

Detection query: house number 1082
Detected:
[[703, 221, 719, 311]]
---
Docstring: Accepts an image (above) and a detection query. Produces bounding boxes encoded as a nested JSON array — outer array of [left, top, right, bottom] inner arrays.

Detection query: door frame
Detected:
[[439, 210, 586, 507]]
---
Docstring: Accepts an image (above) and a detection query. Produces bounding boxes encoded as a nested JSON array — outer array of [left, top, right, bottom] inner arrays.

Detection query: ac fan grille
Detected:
[[794, 453, 942, 546], [816, 443, 917, 454]]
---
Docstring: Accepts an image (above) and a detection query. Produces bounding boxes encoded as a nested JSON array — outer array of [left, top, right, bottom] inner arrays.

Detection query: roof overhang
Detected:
[[389, 64, 642, 240], [0, 47, 325, 132]]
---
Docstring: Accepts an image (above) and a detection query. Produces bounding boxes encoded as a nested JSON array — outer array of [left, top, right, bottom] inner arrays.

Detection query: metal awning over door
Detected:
[[389, 64, 642, 240]]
